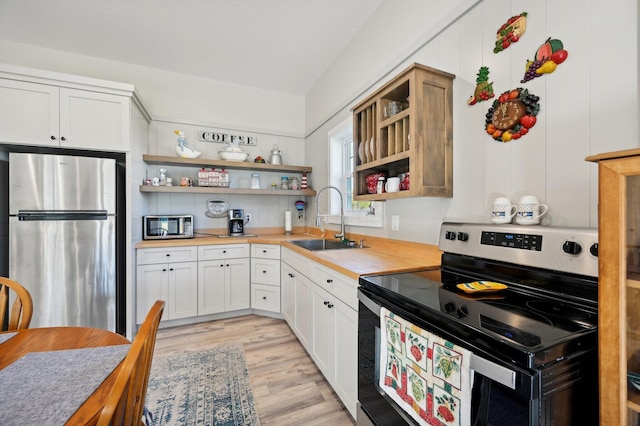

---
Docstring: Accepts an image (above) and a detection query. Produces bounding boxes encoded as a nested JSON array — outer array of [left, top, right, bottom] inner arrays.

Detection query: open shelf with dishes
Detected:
[[352, 63, 454, 201], [140, 154, 315, 196]]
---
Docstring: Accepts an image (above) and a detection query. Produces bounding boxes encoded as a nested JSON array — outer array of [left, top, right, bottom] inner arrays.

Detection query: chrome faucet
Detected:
[[316, 185, 345, 240]]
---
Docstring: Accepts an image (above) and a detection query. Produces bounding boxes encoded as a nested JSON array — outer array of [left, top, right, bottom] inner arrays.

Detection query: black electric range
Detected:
[[357, 222, 599, 426]]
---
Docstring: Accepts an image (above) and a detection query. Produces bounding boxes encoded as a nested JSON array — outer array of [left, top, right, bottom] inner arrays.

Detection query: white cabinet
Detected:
[[136, 246, 199, 323], [59, 88, 130, 151], [251, 244, 281, 313], [282, 260, 312, 348], [281, 247, 357, 418], [0, 68, 133, 151], [198, 244, 251, 314], [310, 267, 358, 418]]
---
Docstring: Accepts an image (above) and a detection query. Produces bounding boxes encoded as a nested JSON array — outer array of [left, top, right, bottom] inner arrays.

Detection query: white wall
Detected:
[[0, 41, 306, 137], [306, 0, 640, 244]]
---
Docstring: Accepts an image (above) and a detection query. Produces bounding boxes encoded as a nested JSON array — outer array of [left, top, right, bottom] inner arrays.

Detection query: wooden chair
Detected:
[[0, 277, 33, 330], [97, 300, 165, 426]]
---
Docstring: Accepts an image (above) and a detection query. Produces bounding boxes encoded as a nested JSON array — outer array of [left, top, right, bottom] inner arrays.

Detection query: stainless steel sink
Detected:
[[289, 239, 357, 251]]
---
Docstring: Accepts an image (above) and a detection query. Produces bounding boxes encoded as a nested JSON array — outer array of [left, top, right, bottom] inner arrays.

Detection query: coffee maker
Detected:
[[228, 209, 245, 236]]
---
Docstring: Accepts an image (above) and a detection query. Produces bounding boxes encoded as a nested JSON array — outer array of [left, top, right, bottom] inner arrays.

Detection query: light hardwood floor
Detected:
[[153, 314, 356, 426]]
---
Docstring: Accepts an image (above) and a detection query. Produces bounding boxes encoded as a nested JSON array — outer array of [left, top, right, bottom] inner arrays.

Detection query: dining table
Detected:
[[0, 327, 130, 425]]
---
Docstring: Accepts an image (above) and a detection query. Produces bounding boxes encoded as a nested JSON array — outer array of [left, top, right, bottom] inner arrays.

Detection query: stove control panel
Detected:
[[481, 231, 543, 251], [439, 222, 598, 278]]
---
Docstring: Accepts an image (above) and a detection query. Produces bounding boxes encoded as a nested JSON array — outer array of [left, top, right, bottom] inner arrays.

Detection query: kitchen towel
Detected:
[[379, 307, 474, 426]]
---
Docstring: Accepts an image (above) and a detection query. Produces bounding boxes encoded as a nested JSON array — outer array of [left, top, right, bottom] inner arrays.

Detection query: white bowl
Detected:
[[219, 151, 249, 162]]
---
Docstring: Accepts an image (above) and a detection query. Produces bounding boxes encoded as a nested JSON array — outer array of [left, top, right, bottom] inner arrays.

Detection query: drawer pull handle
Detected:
[[222, 250, 227, 253], [262, 250, 267, 253], [288, 273, 294, 278], [220, 264, 224, 267], [326, 279, 333, 283], [327, 303, 333, 309], [162, 268, 167, 272], [262, 270, 267, 273], [263, 296, 267, 300], [324, 301, 329, 306], [166, 254, 170, 257], [169, 268, 174, 271]]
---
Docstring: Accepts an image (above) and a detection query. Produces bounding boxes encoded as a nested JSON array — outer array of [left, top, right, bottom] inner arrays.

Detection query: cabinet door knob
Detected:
[[262, 270, 267, 273], [60, 136, 66, 141], [323, 301, 329, 305], [162, 268, 167, 272], [326, 279, 333, 283], [169, 268, 174, 271], [327, 303, 333, 309], [262, 250, 267, 253], [220, 264, 224, 267], [50, 136, 56, 140], [262, 296, 267, 300], [222, 250, 227, 253], [166, 254, 170, 257], [288, 273, 294, 277]]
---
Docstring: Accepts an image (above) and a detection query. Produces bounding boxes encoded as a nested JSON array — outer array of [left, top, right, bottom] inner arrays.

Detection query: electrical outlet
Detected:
[[246, 214, 251, 223], [391, 215, 400, 231]]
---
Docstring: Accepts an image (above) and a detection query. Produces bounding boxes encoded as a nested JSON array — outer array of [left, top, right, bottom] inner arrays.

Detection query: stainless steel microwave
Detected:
[[143, 215, 194, 240]]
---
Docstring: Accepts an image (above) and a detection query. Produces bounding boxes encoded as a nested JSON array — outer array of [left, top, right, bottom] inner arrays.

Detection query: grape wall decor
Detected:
[[521, 38, 569, 83], [493, 12, 527, 53], [467, 66, 495, 105], [484, 88, 540, 142]]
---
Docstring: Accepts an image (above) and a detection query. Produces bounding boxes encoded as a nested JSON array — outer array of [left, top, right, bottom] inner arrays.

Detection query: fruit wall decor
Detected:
[[521, 38, 568, 83], [467, 66, 495, 105], [484, 88, 540, 142], [494, 12, 527, 53]]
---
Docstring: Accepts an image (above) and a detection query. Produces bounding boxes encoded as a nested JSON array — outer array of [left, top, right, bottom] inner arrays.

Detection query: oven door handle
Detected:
[[358, 287, 517, 390]]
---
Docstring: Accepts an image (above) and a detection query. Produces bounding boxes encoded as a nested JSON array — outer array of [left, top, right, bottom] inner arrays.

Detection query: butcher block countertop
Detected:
[[136, 227, 442, 280]]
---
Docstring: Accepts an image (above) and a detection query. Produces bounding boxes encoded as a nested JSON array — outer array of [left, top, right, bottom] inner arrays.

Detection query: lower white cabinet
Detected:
[[136, 246, 199, 323], [281, 247, 357, 418], [251, 244, 281, 313], [198, 244, 251, 314], [282, 261, 312, 348]]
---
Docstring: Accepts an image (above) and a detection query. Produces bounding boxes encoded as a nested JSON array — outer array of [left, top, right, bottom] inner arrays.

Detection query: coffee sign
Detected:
[[198, 130, 257, 146]]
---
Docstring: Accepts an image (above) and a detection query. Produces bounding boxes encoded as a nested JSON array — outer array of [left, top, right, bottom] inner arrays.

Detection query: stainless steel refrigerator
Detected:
[[9, 152, 122, 332]]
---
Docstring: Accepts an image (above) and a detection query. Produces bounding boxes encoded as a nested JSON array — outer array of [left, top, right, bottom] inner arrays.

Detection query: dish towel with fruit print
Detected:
[[379, 307, 474, 426]]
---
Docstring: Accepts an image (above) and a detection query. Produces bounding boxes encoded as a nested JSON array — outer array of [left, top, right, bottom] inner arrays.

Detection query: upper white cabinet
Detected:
[[59, 88, 130, 151], [0, 64, 144, 152]]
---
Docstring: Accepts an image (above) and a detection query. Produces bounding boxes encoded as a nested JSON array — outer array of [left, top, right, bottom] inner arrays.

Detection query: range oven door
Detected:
[[358, 287, 535, 426]]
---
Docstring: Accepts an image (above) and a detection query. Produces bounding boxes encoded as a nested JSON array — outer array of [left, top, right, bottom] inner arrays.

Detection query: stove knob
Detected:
[[457, 232, 469, 242], [562, 241, 582, 255], [445, 231, 456, 240], [589, 243, 598, 257], [444, 302, 455, 313]]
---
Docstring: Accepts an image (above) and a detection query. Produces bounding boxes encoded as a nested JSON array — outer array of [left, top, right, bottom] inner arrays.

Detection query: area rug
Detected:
[[145, 343, 260, 426]]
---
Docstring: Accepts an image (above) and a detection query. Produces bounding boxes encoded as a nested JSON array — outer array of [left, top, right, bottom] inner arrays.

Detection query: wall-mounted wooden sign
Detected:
[[198, 130, 257, 146]]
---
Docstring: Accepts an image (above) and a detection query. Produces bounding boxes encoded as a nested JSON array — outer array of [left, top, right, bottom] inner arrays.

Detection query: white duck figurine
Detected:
[[174, 130, 201, 158]]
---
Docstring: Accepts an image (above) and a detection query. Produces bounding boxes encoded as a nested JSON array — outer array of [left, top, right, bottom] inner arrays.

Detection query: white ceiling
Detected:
[[0, 0, 384, 96]]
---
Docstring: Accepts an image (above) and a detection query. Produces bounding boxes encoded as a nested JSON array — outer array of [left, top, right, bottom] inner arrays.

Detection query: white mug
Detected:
[[516, 195, 548, 225], [491, 197, 516, 224], [385, 177, 401, 193]]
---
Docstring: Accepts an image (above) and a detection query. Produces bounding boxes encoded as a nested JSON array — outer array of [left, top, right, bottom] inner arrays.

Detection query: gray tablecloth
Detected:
[[0, 332, 17, 345], [0, 344, 131, 426]]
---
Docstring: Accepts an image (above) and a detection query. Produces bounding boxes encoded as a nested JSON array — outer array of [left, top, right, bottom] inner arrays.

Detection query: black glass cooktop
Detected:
[[359, 260, 598, 369]]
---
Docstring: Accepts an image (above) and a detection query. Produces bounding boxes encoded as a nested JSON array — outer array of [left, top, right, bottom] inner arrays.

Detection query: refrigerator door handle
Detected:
[[17, 211, 109, 221]]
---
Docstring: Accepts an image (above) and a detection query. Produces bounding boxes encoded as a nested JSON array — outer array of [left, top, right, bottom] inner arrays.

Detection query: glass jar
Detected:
[[280, 176, 289, 190], [376, 176, 386, 194], [250, 173, 261, 189], [290, 177, 299, 190]]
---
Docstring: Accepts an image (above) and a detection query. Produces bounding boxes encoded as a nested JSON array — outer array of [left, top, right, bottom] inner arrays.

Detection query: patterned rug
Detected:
[[145, 343, 261, 426]]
